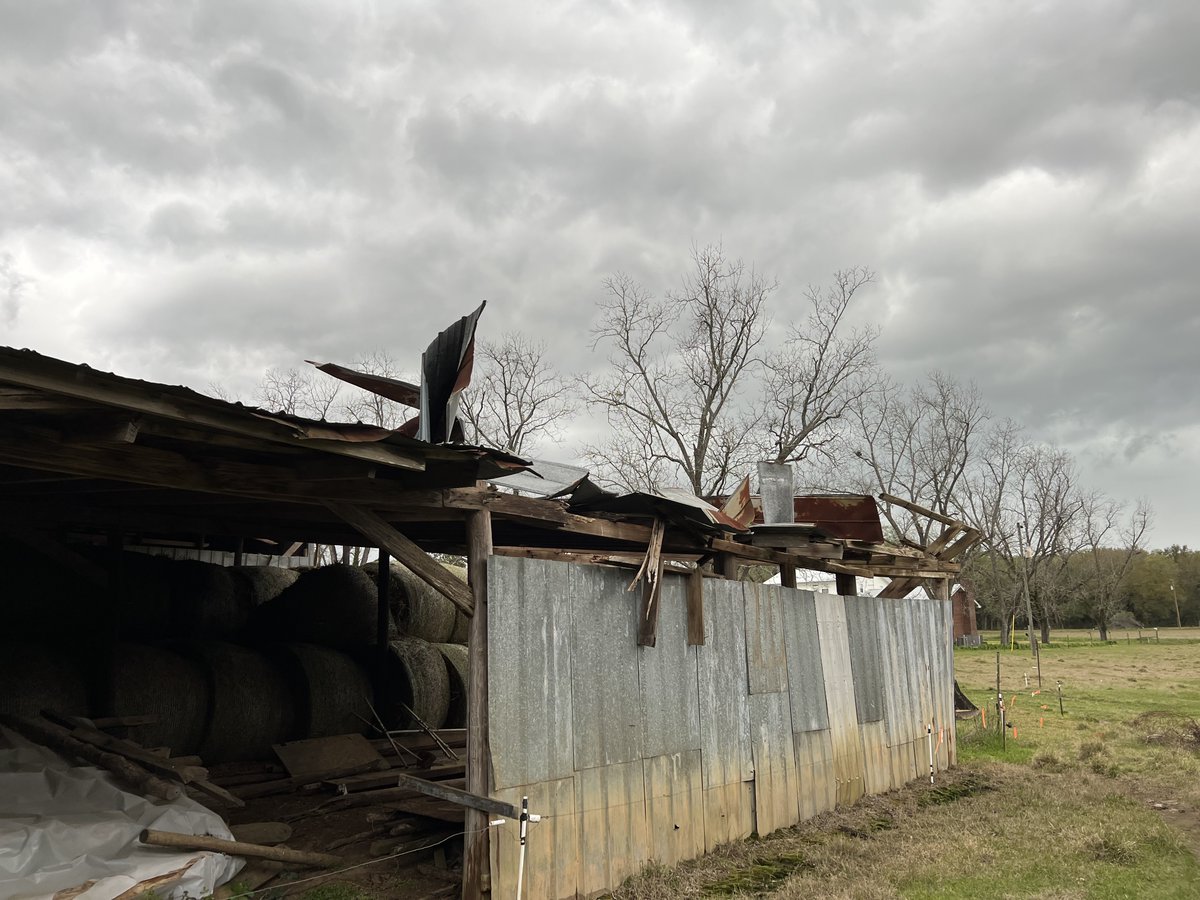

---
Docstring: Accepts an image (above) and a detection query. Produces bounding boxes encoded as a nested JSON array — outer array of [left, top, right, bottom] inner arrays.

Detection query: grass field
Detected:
[[613, 641, 1200, 899]]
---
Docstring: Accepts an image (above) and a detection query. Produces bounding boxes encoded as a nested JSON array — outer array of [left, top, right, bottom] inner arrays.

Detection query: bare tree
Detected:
[[460, 333, 574, 455], [761, 267, 881, 465], [1075, 497, 1153, 641], [843, 371, 988, 544], [259, 367, 341, 419], [337, 350, 410, 428], [581, 244, 773, 496]]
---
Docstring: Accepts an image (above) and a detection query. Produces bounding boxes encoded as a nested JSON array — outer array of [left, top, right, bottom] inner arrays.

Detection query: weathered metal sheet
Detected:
[[575, 760, 648, 897], [757, 462, 795, 524], [877, 600, 915, 789], [488, 556, 575, 790], [844, 595, 885, 723], [793, 728, 836, 820], [570, 563, 644, 770], [638, 577, 702, 758], [859, 720, 892, 795], [644, 750, 705, 867], [490, 776, 577, 900], [703, 781, 754, 852], [744, 582, 789, 695], [780, 589, 830, 733], [697, 579, 753, 788], [814, 593, 865, 806], [944, 600, 958, 767], [749, 691, 800, 834]]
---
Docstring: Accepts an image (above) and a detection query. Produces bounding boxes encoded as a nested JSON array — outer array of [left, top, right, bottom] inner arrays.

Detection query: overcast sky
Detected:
[[2, 1, 1197, 547]]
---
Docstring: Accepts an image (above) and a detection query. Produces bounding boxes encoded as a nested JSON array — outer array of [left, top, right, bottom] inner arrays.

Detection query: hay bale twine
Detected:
[[432, 643, 468, 728], [272, 643, 374, 739], [363, 560, 461, 643], [382, 636, 450, 729], [231, 566, 300, 608], [0, 643, 90, 719], [250, 564, 388, 651], [182, 642, 297, 763], [166, 560, 247, 638], [100, 644, 210, 755]]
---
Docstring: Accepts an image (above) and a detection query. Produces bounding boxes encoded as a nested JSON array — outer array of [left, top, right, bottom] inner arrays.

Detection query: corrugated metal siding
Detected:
[[575, 760, 648, 897], [781, 589, 830, 733], [697, 579, 753, 789], [844, 595, 885, 723], [644, 749, 705, 867], [638, 577, 702, 758], [814, 593, 865, 806], [490, 776, 577, 900], [749, 691, 800, 834], [571, 564, 644, 769], [488, 556, 575, 790], [744, 582, 789, 694], [485, 557, 955, 899]]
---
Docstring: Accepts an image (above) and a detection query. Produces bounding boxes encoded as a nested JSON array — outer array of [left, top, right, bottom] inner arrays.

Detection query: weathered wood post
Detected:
[[463, 508, 493, 900]]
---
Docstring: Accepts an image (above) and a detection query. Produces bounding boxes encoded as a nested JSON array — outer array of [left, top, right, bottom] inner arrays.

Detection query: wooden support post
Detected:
[[686, 570, 705, 645], [779, 563, 797, 590], [233, 536, 244, 567], [636, 518, 666, 648], [835, 572, 857, 597], [462, 509, 492, 900], [375, 548, 392, 710], [717, 553, 737, 580]]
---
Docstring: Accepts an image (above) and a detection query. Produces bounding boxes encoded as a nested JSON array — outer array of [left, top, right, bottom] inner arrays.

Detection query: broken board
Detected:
[[272, 734, 386, 782]]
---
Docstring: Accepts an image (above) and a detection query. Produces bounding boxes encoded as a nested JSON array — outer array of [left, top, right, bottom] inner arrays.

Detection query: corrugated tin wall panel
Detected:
[[793, 728, 836, 820], [703, 781, 754, 852], [744, 582, 789, 694], [780, 589, 830, 733], [575, 760, 648, 898], [571, 564, 644, 770], [644, 749, 706, 867], [488, 557, 575, 790], [814, 593, 865, 806], [697, 579, 753, 789], [844, 595, 885, 723], [638, 577, 702, 758], [490, 776, 577, 900], [749, 691, 801, 834]]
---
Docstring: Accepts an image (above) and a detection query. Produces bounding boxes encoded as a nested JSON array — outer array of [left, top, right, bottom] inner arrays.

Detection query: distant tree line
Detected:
[[233, 242, 1168, 640]]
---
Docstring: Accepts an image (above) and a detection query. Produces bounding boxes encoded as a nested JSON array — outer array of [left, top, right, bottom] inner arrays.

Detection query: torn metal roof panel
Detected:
[[307, 361, 421, 407], [487, 459, 591, 497]]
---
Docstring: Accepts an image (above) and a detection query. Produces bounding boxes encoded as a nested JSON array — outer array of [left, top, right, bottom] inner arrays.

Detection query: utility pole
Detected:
[[1171, 581, 1181, 630], [1017, 522, 1036, 659]]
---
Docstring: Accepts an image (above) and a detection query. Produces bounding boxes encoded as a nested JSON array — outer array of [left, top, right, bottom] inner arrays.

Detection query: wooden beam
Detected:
[[835, 573, 857, 596], [635, 518, 666, 647], [925, 525, 965, 557], [463, 509, 492, 900], [325, 503, 474, 617], [779, 563, 797, 590], [879, 493, 959, 527], [686, 569, 705, 645]]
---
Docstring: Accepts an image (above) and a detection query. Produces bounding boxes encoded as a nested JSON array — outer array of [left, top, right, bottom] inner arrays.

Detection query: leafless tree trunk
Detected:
[[761, 267, 881, 465], [461, 333, 574, 455], [1078, 497, 1152, 641], [581, 243, 772, 496]]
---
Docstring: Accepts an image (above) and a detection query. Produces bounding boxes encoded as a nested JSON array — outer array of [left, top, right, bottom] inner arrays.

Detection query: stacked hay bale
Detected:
[[432, 643, 469, 728], [99, 643, 210, 755], [0, 643, 92, 719], [272, 643, 374, 739], [180, 642, 297, 763], [382, 636, 450, 729], [362, 559, 466, 643], [166, 560, 247, 638], [250, 564, 392, 650], [231, 566, 299, 608]]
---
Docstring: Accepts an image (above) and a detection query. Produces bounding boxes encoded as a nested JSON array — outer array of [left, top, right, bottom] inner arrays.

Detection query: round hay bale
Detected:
[[250, 564, 389, 651], [382, 636, 450, 729], [166, 560, 247, 639], [0, 643, 91, 719], [432, 643, 468, 728], [182, 642, 297, 763], [0, 545, 96, 638], [100, 644, 210, 755], [363, 560, 460, 643], [232, 566, 299, 608], [272, 643, 374, 739]]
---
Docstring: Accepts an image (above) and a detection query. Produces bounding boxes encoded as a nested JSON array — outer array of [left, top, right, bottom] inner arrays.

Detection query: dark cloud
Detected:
[[1, 0, 1198, 543]]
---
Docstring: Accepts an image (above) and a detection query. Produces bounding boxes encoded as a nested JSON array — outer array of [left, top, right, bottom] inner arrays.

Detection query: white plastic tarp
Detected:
[[0, 727, 242, 900]]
